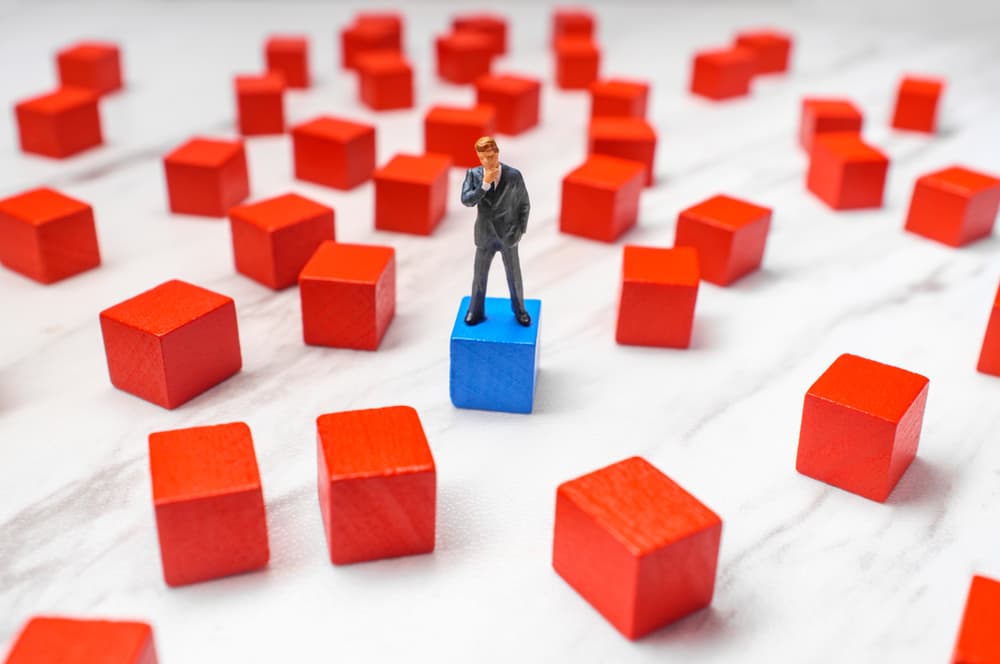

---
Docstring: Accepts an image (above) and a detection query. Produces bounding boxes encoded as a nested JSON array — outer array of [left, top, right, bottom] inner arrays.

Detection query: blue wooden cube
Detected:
[[450, 296, 541, 413]]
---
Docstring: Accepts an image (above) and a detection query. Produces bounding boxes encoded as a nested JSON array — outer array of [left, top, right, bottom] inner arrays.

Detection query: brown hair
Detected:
[[474, 136, 499, 153]]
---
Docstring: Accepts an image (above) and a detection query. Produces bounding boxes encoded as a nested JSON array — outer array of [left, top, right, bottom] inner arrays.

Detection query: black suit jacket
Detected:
[[460, 163, 530, 249]]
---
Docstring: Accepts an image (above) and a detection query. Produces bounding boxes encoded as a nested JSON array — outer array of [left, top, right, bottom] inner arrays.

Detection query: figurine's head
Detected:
[[475, 136, 499, 169]]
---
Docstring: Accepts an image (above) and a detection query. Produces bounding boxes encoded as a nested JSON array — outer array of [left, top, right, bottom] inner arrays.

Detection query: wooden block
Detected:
[[796, 353, 929, 502], [977, 281, 1000, 377], [474, 73, 541, 135], [299, 240, 395, 350], [555, 37, 600, 90], [424, 105, 496, 168], [450, 296, 542, 413], [234, 73, 285, 136], [891, 75, 944, 133], [452, 13, 507, 55], [800, 97, 863, 152], [689, 46, 755, 101], [316, 405, 435, 565], [435, 31, 494, 84], [952, 575, 1000, 663], [229, 193, 335, 289], [904, 166, 1000, 247], [162, 137, 250, 217], [806, 133, 889, 210], [4, 616, 157, 664], [552, 7, 595, 46], [675, 194, 772, 286], [616, 246, 699, 348], [590, 78, 649, 119], [340, 13, 402, 71], [291, 116, 376, 190], [734, 29, 793, 75], [265, 35, 310, 88], [588, 116, 657, 186], [149, 422, 268, 586], [559, 155, 645, 242], [0, 187, 101, 284], [56, 41, 123, 96], [373, 153, 451, 235], [15, 87, 103, 158], [553, 456, 722, 640], [357, 50, 413, 111], [99, 280, 242, 409]]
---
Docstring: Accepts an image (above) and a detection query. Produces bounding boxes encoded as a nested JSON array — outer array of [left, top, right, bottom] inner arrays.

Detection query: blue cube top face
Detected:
[[450, 297, 541, 414]]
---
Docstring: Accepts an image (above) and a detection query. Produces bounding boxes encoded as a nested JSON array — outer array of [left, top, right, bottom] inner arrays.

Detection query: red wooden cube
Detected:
[[291, 116, 376, 190], [99, 279, 242, 409], [552, 8, 595, 46], [341, 14, 402, 71], [952, 575, 1000, 663], [436, 31, 494, 84], [560, 155, 645, 242], [796, 353, 929, 502], [15, 87, 102, 158], [149, 422, 268, 586], [316, 405, 435, 564], [265, 35, 310, 88], [675, 194, 772, 286], [0, 187, 100, 284], [299, 240, 396, 350], [891, 75, 944, 133], [800, 97, 863, 152], [424, 105, 496, 168], [373, 153, 451, 235], [553, 456, 722, 640], [162, 137, 249, 217], [904, 166, 1000, 247], [357, 50, 413, 111], [588, 117, 657, 187], [734, 29, 793, 75], [590, 78, 649, 119], [978, 281, 1000, 377], [453, 13, 507, 55], [229, 193, 335, 289], [56, 41, 123, 96], [475, 73, 541, 135], [616, 246, 699, 348], [4, 617, 157, 664], [690, 46, 755, 101], [235, 73, 285, 136], [555, 38, 600, 90], [806, 133, 889, 210]]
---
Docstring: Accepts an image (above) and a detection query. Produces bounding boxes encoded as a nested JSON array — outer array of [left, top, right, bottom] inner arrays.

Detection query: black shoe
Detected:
[[465, 311, 485, 326], [515, 311, 531, 327]]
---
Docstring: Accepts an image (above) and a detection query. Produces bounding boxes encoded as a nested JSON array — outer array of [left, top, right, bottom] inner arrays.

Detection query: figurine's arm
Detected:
[[517, 173, 530, 234], [461, 170, 486, 207]]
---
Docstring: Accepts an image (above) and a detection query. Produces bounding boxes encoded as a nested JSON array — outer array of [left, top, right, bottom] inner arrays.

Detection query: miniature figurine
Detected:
[[461, 136, 531, 326]]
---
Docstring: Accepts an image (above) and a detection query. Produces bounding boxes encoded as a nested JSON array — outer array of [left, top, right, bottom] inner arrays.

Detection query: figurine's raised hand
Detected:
[[483, 165, 500, 185]]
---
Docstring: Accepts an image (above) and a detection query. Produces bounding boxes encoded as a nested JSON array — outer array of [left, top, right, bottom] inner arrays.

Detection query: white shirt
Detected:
[[481, 163, 501, 191]]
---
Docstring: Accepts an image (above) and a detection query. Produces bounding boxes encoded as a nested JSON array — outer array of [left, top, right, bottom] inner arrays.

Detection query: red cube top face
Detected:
[[439, 30, 493, 53], [623, 245, 699, 287], [149, 422, 261, 502], [588, 116, 656, 142], [164, 137, 243, 168], [58, 41, 118, 61], [16, 87, 99, 114], [558, 457, 720, 556], [590, 78, 649, 100], [425, 104, 495, 128], [293, 116, 374, 143], [900, 75, 944, 98], [808, 354, 929, 423], [813, 132, 887, 164], [802, 97, 863, 126], [101, 279, 234, 337], [316, 406, 433, 480], [475, 73, 540, 96], [235, 72, 285, 94], [922, 166, 1000, 198], [266, 35, 306, 52], [555, 37, 599, 56], [356, 50, 410, 74], [734, 29, 791, 48], [697, 46, 755, 68], [0, 187, 89, 225], [229, 193, 331, 232], [300, 241, 394, 285], [681, 194, 771, 231], [5, 617, 154, 664], [374, 153, 452, 184], [567, 154, 646, 189], [953, 575, 1000, 662], [553, 9, 595, 41]]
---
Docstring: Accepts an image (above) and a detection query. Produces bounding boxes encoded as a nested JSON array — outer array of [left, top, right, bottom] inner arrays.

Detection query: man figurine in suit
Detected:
[[461, 136, 532, 326]]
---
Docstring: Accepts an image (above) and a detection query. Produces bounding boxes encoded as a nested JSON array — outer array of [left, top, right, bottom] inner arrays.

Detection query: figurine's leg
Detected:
[[466, 246, 494, 324], [500, 245, 530, 326]]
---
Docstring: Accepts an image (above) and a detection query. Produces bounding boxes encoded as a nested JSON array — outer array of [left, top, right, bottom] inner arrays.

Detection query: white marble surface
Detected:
[[2, 1, 1000, 661]]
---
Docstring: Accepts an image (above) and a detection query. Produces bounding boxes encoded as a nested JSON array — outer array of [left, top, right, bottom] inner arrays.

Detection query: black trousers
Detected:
[[467, 241, 526, 318]]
